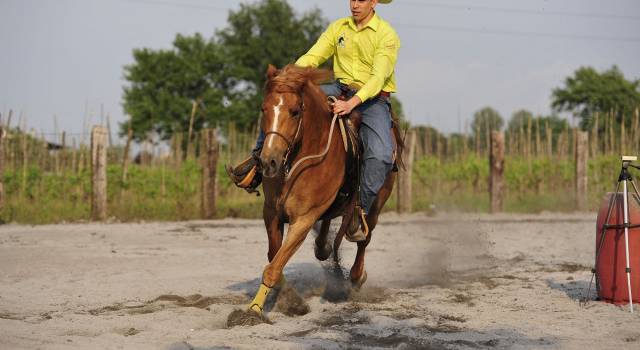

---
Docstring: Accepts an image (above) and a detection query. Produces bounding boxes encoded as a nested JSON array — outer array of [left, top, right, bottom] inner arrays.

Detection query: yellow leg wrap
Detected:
[[248, 283, 272, 314]]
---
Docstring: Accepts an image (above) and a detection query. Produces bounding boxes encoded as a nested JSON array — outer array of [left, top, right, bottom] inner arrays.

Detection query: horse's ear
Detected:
[[266, 64, 278, 80]]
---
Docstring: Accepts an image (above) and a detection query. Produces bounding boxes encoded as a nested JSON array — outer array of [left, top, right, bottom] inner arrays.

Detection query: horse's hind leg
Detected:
[[350, 171, 397, 289], [314, 219, 332, 261], [333, 196, 356, 264]]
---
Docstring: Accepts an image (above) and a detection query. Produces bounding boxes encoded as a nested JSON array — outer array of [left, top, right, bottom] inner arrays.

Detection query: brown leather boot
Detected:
[[345, 206, 369, 242], [225, 150, 262, 195]]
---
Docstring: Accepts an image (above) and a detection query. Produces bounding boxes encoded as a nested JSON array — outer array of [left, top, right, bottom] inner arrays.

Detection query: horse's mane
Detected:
[[265, 64, 333, 94]]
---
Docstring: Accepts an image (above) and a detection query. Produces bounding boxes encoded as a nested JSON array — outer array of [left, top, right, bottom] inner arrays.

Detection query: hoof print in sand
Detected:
[[226, 309, 271, 328], [274, 285, 310, 316]]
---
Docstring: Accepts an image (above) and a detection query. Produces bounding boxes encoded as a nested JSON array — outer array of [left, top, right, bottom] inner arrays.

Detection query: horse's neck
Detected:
[[300, 88, 332, 151]]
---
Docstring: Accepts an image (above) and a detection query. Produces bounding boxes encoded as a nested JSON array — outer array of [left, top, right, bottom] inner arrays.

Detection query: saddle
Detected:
[[319, 96, 402, 222]]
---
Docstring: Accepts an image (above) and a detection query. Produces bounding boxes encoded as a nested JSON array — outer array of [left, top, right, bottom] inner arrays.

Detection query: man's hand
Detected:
[[332, 96, 362, 116]]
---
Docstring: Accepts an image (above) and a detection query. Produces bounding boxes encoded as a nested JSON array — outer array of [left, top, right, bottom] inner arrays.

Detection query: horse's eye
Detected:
[[291, 109, 301, 118]]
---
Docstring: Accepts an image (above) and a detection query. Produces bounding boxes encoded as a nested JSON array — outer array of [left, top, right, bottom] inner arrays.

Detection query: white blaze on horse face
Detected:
[[267, 96, 284, 148]]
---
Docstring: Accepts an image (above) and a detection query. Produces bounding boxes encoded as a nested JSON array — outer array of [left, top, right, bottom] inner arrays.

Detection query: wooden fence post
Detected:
[[121, 124, 133, 184], [535, 118, 541, 157], [186, 100, 198, 161], [591, 113, 599, 157], [173, 132, 183, 168], [545, 121, 552, 157], [61, 131, 67, 174], [633, 108, 639, 154], [621, 115, 626, 155], [200, 128, 219, 219], [71, 138, 77, 173], [489, 131, 505, 213], [397, 129, 416, 213], [91, 126, 108, 221], [0, 126, 4, 210], [20, 128, 28, 198], [575, 131, 589, 211]]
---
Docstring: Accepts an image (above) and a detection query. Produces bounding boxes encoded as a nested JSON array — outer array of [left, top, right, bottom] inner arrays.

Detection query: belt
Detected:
[[338, 82, 391, 99]]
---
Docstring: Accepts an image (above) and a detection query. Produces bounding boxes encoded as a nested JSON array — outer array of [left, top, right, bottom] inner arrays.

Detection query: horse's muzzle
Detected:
[[260, 154, 283, 178]]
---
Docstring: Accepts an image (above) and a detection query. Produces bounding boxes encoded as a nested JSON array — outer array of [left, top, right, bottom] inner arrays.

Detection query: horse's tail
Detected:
[[391, 110, 406, 171]]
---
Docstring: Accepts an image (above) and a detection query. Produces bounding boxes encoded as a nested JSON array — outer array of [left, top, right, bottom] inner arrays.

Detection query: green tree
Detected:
[[551, 66, 640, 129], [538, 115, 569, 135], [471, 107, 504, 151], [218, 0, 327, 126], [537, 114, 569, 148], [122, 0, 326, 140], [507, 109, 534, 133], [122, 34, 231, 141], [505, 110, 571, 154], [447, 132, 470, 156], [413, 125, 445, 155]]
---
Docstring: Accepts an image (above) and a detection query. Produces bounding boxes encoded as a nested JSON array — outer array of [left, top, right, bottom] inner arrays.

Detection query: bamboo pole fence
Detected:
[[0, 106, 638, 223]]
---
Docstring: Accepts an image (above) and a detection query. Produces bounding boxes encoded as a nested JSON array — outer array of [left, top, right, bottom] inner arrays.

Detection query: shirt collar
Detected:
[[346, 12, 380, 32]]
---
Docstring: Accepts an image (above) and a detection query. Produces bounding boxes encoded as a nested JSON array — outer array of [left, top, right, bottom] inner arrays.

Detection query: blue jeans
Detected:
[[255, 81, 394, 214]]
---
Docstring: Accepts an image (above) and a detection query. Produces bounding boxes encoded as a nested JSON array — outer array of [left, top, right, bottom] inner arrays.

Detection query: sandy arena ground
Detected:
[[1, 212, 640, 349]]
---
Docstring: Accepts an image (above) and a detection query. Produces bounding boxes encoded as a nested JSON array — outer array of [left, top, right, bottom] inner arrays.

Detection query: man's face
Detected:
[[350, 0, 377, 23]]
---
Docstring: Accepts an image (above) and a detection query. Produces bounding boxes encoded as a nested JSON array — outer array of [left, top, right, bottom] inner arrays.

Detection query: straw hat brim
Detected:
[[379, 0, 393, 4]]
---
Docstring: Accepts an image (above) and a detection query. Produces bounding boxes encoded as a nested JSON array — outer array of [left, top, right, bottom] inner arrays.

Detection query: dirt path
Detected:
[[1, 213, 639, 349]]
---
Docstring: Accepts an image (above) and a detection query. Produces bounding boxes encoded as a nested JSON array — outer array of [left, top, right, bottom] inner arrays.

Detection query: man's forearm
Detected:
[[347, 96, 362, 110], [333, 95, 362, 116]]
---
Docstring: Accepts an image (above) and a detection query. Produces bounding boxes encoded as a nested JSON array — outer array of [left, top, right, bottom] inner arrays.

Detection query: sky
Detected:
[[1, 0, 640, 144]]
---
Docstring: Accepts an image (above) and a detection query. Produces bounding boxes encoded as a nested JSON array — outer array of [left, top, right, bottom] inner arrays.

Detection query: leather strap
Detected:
[[338, 82, 391, 99], [338, 118, 348, 152]]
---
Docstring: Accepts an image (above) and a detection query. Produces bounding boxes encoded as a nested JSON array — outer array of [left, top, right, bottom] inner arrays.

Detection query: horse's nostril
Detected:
[[270, 159, 277, 169]]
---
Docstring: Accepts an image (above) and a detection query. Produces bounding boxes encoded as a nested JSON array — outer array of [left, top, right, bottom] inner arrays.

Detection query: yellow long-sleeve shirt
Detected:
[[295, 13, 400, 103]]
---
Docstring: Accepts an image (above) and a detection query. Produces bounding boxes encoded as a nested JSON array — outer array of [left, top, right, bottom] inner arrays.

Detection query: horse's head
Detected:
[[259, 64, 332, 178]]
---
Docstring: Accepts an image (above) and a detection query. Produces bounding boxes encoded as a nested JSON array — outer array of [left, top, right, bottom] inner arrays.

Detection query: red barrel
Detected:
[[595, 192, 640, 304]]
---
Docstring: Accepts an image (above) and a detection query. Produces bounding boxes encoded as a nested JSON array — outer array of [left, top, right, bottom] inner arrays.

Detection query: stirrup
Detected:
[[346, 206, 369, 242], [225, 156, 262, 195]]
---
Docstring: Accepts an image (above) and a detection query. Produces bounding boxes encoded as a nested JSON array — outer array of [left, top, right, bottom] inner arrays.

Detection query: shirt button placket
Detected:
[[352, 31, 359, 83]]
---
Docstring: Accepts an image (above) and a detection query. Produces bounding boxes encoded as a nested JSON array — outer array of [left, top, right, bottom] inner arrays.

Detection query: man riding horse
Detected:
[[227, 0, 399, 242]]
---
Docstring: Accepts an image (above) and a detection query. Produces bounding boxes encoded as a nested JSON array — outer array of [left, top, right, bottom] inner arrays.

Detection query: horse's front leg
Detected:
[[248, 213, 318, 315], [263, 203, 283, 262]]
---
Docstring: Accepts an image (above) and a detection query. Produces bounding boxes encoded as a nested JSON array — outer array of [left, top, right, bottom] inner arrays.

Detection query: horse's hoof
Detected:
[[226, 308, 271, 328], [314, 242, 332, 261], [351, 270, 368, 290]]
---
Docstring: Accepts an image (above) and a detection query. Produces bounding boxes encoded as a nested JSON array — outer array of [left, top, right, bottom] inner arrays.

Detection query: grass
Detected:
[[1, 160, 262, 224], [0, 154, 625, 224], [410, 154, 622, 213]]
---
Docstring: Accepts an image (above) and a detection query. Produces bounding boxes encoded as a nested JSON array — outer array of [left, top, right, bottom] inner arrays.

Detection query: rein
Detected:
[[285, 96, 341, 181], [264, 100, 305, 169]]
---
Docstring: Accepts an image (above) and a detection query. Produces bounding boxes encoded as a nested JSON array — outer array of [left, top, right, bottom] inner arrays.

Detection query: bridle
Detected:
[[262, 94, 305, 169], [262, 91, 343, 182]]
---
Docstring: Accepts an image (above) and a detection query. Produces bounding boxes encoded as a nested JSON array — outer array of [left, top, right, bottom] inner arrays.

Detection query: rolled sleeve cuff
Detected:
[[356, 78, 384, 103], [295, 56, 315, 68], [355, 90, 372, 103]]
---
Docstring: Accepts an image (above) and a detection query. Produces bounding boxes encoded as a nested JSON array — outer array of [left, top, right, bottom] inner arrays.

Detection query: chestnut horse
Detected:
[[246, 64, 402, 317]]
